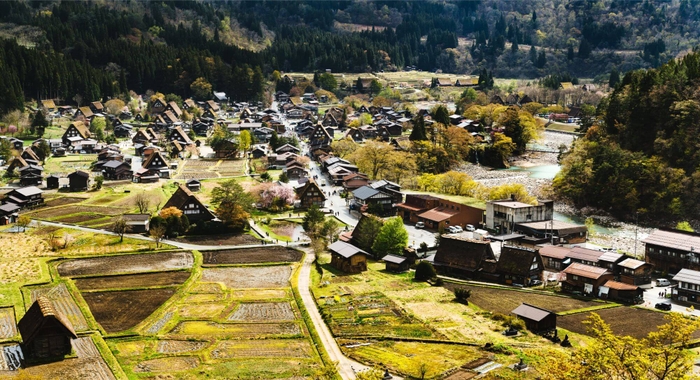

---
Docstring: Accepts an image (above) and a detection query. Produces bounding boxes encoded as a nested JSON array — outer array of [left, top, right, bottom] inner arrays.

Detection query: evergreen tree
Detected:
[[567, 45, 575, 61], [536, 50, 547, 68], [609, 67, 620, 88], [578, 38, 592, 59], [409, 114, 428, 141], [31, 110, 48, 136]]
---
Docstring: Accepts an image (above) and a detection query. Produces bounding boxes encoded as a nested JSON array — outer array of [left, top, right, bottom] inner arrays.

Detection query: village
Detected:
[[0, 73, 698, 379]]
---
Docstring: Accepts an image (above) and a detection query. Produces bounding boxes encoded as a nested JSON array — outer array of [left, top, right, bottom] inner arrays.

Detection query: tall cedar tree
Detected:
[[409, 114, 428, 141]]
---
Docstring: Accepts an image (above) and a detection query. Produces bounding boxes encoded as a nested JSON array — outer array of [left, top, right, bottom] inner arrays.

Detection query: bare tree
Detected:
[[112, 216, 131, 243], [150, 225, 166, 248], [135, 193, 151, 214], [63, 233, 74, 249]]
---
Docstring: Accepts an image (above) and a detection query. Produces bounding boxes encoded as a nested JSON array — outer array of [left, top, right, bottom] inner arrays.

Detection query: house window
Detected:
[[530, 263, 538, 270], [649, 247, 655, 253], [571, 275, 579, 280]]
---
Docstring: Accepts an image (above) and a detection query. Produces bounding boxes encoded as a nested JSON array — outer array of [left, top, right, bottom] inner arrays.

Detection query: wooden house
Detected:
[[515, 220, 588, 245], [186, 179, 201, 192], [41, 99, 56, 112], [90, 101, 104, 114], [0, 203, 20, 225], [183, 99, 196, 110], [62, 121, 91, 146], [600, 280, 643, 303], [322, 113, 338, 128], [67, 170, 90, 191], [496, 246, 543, 286], [162, 110, 179, 124], [295, 180, 326, 209], [213, 139, 238, 159], [163, 184, 217, 223], [672, 269, 700, 304], [397, 194, 482, 232], [383, 254, 410, 273], [168, 126, 193, 146], [329, 241, 368, 273], [351, 186, 394, 216], [132, 128, 159, 145], [644, 229, 700, 274], [433, 235, 496, 278], [275, 144, 301, 154], [18, 297, 77, 359], [617, 258, 653, 287], [74, 106, 94, 120], [308, 124, 332, 154], [3, 186, 44, 208], [342, 173, 370, 191], [205, 100, 220, 112], [46, 174, 60, 189], [166, 101, 183, 119], [537, 245, 570, 271], [561, 263, 613, 296], [151, 98, 167, 114], [284, 162, 308, 180], [18, 165, 44, 186], [511, 303, 556, 333], [22, 147, 42, 163], [102, 160, 132, 180], [142, 151, 169, 178]]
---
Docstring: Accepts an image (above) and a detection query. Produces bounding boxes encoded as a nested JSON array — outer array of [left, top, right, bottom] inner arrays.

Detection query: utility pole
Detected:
[[634, 211, 639, 258]]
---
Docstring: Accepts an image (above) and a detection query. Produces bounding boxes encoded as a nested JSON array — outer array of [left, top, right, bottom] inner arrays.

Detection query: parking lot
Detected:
[[641, 279, 700, 316]]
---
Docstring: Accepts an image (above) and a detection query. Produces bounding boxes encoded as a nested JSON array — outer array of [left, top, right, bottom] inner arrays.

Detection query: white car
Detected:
[[415, 221, 425, 229], [451, 226, 463, 233], [465, 224, 475, 232], [656, 279, 671, 287]]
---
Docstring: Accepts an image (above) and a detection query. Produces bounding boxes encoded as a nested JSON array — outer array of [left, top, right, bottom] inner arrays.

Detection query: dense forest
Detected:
[[2, 0, 700, 112], [554, 50, 700, 223]]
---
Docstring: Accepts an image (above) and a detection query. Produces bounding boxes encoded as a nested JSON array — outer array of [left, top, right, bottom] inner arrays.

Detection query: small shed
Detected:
[[328, 241, 368, 273], [46, 174, 60, 190], [511, 303, 557, 333], [600, 280, 642, 303], [67, 170, 90, 192], [383, 254, 410, 273], [18, 296, 77, 359], [186, 179, 201, 192], [122, 214, 150, 233]]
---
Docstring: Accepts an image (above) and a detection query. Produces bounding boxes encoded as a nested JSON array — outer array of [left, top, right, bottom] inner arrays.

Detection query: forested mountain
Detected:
[[554, 51, 700, 223], [2, 0, 700, 113]]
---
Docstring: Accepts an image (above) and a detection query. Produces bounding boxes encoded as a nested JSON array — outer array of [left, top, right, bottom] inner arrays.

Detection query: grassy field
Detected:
[[311, 256, 599, 379], [403, 190, 487, 209]]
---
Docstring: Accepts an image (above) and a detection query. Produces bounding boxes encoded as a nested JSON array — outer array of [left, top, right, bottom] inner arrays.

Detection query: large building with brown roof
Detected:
[[295, 180, 326, 209], [62, 121, 91, 145], [397, 194, 483, 231], [643, 229, 700, 274], [496, 246, 544, 286]]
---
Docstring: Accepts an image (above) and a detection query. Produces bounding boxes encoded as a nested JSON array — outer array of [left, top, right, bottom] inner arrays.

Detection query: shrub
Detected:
[[414, 261, 437, 281], [491, 312, 526, 330], [454, 287, 472, 303]]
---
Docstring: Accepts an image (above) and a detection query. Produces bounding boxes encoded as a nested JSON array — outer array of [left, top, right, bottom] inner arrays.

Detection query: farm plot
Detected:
[[82, 289, 177, 333], [443, 283, 603, 314], [134, 356, 200, 373], [171, 321, 302, 338], [0, 232, 53, 259], [44, 197, 87, 207], [213, 160, 245, 176], [74, 271, 191, 291], [179, 303, 228, 318], [319, 292, 436, 338], [180, 233, 259, 246], [202, 247, 302, 265], [14, 337, 116, 380], [26, 205, 123, 220], [210, 339, 312, 359], [0, 308, 16, 339], [558, 306, 700, 340], [177, 160, 219, 180], [157, 340, 209, 354], [58, 251, 194, 277], [31, 283, 88, 331], [228, 302, 295, 321], [201, 266, 292, 288], [0, 258, 43, 284], [231, 289, 289, 300]]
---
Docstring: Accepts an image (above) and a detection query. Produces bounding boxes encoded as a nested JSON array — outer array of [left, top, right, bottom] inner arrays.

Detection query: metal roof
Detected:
[[673, 268, 700, 285], [562, 262, 610, 279], [643, 229, 700, 253], [602, 280, 639, 291], [511, 303, 554, 322], [618, 258, 647, 270], [383, 254, 407, 264], [352, 186, 381, 200], [328, 241, 367, 259]]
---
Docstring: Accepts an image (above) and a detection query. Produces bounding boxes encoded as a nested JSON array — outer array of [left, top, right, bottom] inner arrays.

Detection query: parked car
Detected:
[[465, 224, 475, 232], [655, 300, 672, 311], [415, 221, 424, 229], [656, 279, 671, 287], [446, 226, 457, 233], [451, 226, 463, 233]]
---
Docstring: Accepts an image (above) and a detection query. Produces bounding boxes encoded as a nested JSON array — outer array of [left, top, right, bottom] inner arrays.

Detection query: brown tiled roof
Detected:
[[18, 296, 77, 346], [603, 280, 639, 291], [562, 262, 610, 279]]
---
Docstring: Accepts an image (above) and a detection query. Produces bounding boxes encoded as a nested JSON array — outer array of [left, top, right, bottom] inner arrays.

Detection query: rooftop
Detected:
[[328, 241, 367, 259], [643, 229, 700, 253], [562, 262, 610, 279], [673, 268, 700, 285], [511, 303, 554, 322]]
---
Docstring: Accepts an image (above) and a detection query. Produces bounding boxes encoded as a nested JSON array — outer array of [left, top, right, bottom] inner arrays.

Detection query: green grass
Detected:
[[545, 122, 581, 134], [403, 190, 487, 209]]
